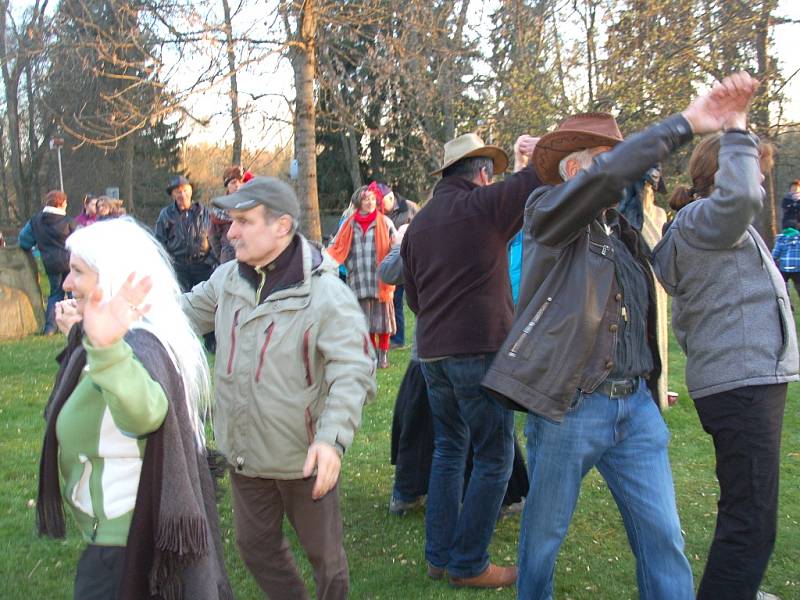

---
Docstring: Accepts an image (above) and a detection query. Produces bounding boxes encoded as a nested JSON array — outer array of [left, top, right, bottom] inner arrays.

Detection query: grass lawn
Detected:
[[0, 281, 797, 598]]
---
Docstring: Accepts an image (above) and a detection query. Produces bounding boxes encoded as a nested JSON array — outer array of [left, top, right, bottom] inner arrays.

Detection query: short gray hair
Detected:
[[263, 205, 299, 234], [443, 156, 494, 181], [558, 149, 596, 182]]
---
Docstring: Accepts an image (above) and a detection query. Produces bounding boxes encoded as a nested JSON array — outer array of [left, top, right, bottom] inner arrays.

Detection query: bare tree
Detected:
[[281, 0, 321, 241], [221, 0, 243, 164], [1, 0, 53, 216]]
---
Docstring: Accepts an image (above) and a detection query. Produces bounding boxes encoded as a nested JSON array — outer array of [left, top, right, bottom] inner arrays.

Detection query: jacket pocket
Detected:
[[305, 406, 317, 445], [508, 297, 553, 359], [255, 322, 275, 383], [226, 308, 241, 376], [302, 326, 314, 387], [776, 297, 788, 356], [70, 454, 95, 517]]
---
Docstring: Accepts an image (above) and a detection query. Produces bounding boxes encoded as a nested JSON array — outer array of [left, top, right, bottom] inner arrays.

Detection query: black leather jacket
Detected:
[[482, 114, 694, 422], [155, 202, 215, 266]]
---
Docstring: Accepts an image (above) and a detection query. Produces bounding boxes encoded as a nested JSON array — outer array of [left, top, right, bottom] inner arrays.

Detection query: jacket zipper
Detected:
[[255, 322, 275, 383], [255, 267, 267, 304], [227, 309, 241, 375], [508, 297, 552, 357], [588, 237, 611, 256]]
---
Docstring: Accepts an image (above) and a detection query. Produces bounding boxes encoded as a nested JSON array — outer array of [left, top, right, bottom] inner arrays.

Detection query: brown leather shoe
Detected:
[[426, 563, 445, 580], [449, 564, 517, 589]]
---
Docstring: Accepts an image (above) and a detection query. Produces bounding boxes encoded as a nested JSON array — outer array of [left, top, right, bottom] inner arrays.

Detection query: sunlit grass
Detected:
[[0, 288, 797, 598]]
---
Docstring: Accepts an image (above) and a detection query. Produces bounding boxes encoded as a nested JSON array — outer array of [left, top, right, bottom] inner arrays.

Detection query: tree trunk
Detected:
[[0, 17, 28, 216], [551, 4, 569, 107], [339, 129, 362, 191], [0, 118, 9, 223], [121, 134, 135, 215], [24, 62, 42, 204], [366, 104, 384, 181], [290, 0, 321, 241], [439, 0, 470, 142], [222, 0, 242, 165], [752, 0, 777, 245], [584, 1, 597, 108]]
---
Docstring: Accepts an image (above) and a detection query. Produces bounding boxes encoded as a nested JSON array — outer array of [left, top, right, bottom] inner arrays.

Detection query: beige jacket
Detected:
[[182, 236, 376, 479]]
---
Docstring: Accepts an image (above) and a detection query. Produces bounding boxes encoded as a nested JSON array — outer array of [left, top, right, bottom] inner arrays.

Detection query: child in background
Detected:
[[773, 224, 800, 299]]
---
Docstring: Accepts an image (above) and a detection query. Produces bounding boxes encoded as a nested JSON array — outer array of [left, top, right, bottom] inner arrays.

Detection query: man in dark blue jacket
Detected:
[[18, 190, 76, 335], [781, 179, 800, 229]]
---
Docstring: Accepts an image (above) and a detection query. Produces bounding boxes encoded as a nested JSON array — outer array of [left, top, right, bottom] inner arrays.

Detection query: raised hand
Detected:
[[682, 71, 759, 135], [82, 272, 152, 348], [55, 299, 82, 335], [514, 135, 540, 172]]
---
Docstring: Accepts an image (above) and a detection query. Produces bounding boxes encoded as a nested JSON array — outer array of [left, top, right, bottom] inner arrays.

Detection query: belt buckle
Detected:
[[609, 378, 635, 398]]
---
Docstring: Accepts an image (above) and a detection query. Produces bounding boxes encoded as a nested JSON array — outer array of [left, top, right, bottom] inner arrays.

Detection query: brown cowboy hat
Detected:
[[431, 132, 508, 176], [533, 113, 624, 185]]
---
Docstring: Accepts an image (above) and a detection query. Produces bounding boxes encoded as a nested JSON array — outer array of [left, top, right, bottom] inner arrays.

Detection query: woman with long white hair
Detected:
[[36, 217, 232, 600]]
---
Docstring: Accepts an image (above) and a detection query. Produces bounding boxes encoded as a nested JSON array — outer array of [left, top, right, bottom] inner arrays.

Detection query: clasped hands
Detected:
[[682, 71, 759, 135]]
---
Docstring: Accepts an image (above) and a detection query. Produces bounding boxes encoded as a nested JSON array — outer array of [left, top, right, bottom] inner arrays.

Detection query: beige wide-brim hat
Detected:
[[431, 133, 509, 176], [533, 113, 624, 185]]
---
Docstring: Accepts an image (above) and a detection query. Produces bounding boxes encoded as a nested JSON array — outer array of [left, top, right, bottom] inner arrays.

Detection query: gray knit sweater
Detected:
[[652, 131, 799, 398]]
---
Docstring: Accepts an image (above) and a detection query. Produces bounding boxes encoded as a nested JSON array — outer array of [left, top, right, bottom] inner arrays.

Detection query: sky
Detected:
[[8, 0, 800, 150], [772, 2, 800, 125], [182, 0, 800, 151]]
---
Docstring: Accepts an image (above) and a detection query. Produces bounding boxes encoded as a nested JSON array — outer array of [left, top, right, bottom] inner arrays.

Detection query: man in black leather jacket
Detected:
[[155, 175, 217, 351], [155, 176, 217, 292], [482, 73, 757, 599]]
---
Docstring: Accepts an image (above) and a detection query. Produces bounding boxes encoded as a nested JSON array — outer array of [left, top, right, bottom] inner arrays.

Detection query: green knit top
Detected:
[[56, 337, 168, 545]]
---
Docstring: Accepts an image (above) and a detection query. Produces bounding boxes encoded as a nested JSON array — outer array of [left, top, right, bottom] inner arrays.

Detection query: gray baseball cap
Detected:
[[212, 176, 300, 221]]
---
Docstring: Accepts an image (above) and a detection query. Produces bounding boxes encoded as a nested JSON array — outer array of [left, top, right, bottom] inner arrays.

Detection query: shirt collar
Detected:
[[43, 206, 67, 216]]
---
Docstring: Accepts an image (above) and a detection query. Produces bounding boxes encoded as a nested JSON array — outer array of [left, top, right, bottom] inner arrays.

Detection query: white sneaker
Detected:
[[756, 591, 781, 600]]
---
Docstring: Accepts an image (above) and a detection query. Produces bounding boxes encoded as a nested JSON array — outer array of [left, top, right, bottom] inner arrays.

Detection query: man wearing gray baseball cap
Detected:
[[212, 175, 301, 220], [181, 175, 376, 599]]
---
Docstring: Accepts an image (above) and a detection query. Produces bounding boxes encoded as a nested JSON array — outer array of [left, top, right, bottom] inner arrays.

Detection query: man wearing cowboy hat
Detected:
[[482, 73, 757, 599], [400, 131, 540, 588], [155, 175, 217, 294], [156, 175, 217, 351]]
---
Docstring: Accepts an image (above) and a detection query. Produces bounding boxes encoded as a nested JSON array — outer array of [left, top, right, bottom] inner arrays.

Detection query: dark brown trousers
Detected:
[[230, 471, 349, 600]]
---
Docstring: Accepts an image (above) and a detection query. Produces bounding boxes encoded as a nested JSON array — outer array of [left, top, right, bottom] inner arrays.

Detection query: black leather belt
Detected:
[[596, 377, 639, 398]]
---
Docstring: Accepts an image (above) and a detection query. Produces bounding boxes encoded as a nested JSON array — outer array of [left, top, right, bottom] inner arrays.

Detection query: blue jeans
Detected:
[[390, 285, 405, 346], [44, 271, 67, 333], [518, 381, 694, 600], [420, 354, 514, 578]]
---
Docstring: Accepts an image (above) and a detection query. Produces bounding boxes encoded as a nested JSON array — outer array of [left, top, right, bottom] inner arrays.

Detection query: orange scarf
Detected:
[[328, 212, 395, 302]]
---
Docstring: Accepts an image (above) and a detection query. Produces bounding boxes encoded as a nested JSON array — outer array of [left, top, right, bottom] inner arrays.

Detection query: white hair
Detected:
[[558, 148, 597, 182], [65, 217, 211, 447]]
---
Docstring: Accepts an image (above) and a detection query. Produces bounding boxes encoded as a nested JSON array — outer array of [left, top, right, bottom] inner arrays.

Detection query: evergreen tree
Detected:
[[43, 0, 184, 219]]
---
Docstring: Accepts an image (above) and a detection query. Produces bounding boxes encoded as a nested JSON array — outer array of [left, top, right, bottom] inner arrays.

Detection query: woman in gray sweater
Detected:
[[652, 76, 798, 600]]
